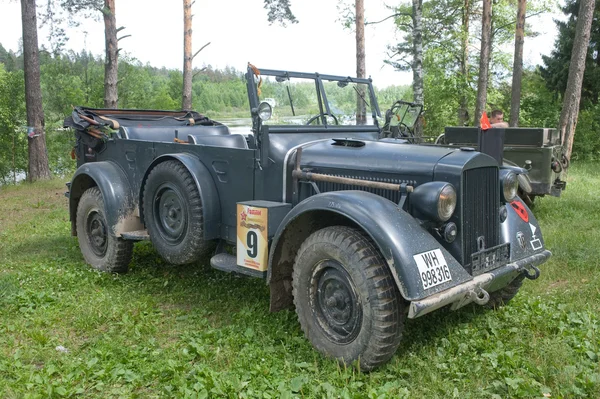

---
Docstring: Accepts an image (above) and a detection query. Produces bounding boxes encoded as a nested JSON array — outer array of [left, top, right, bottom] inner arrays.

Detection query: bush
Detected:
[[571, 104, 600, 161]]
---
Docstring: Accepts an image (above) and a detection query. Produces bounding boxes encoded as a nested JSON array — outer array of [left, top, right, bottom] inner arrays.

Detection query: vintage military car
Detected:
[[65, 65, 551, 370]]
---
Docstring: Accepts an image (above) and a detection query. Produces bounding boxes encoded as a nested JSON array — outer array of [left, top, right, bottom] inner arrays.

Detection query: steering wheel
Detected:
[[306, 113, 339, 125]]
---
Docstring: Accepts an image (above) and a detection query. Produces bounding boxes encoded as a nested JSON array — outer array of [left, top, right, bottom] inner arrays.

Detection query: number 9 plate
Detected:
[[413, 249, 453, 290]]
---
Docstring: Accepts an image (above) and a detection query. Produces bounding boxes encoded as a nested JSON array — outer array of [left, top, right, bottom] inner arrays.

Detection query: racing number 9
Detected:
[[247, 231, 258, 258]]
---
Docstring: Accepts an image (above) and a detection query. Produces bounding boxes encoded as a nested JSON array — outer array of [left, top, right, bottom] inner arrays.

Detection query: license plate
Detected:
[[413, 249, 452, 290], [471, 243, 510, 276]]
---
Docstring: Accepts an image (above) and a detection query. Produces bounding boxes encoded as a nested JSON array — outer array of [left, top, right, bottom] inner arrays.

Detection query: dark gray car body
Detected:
[[65, 66, 551, 319]]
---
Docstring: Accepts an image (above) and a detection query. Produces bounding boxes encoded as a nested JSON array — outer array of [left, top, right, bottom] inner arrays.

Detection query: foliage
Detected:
[[571, 104, 600, 160], [0, 65, 27, 184], [263, 0, 298, 26], [0, 163, 599, 397], [540, 0, 600, 106]]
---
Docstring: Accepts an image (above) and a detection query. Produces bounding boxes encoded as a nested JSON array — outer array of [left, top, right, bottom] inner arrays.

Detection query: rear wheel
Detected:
[[485, 275, 524, 309], [76, 187, 133, 272], [143, 160, 208, 264], [292, 226, 404, 371]]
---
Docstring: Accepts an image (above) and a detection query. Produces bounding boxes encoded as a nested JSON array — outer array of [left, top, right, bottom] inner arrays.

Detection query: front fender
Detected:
[[141, 153, 221, 240], [502, 198, 547, 261], [69, 161, 140, 237], [269, 191, 472, 301]]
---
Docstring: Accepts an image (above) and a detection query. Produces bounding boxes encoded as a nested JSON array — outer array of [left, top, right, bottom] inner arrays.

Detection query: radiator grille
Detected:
[[462, 167, 500, 269], [312, 175, 416, 203]]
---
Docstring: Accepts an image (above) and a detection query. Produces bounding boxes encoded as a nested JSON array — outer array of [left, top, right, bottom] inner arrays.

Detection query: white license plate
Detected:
[[413, 249, 452, 290]]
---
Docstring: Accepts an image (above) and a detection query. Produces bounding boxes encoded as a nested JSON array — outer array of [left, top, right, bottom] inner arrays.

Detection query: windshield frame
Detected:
[[246, 66, 381, 130]]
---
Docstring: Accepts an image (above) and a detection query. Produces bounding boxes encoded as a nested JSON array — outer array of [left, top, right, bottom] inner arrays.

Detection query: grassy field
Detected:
[[0, 163, 598, 398]]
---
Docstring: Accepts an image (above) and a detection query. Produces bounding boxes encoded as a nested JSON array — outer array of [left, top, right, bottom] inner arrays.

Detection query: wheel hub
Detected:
[[155, 186, 187, 243], [86, 211, 107, 257], [312, 260, 362, 344]]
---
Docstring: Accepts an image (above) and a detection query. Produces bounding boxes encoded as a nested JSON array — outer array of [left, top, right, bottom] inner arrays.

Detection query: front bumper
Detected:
[[408, 250, 552, 318]]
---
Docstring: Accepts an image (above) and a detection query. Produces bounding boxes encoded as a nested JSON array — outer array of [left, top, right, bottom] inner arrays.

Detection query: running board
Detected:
[[120, 230, 150, 241], [210, 253, 267, 279]]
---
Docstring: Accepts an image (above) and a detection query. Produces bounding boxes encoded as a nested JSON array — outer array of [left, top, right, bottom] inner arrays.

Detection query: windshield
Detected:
[[252, 69, 380, 127]]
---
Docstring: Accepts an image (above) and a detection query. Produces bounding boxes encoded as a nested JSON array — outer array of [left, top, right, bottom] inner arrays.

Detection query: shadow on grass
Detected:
[[398, 303, 485, 354]]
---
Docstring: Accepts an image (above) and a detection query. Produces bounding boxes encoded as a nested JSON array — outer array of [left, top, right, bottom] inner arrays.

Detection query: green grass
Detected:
[[0, 164, 599, 398]]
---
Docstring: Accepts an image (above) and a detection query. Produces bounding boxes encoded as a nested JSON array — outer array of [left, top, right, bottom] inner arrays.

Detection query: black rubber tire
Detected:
[[143, 160, 208, 265], [518, 188, 535, 208], [292, 226, 404, 371], [485, 275, 525, 309], [76, 187, 133, 273]]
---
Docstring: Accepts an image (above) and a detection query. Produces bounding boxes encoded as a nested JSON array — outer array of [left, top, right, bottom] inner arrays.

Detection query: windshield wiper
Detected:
[[286, 86, 296, 116], [353, 86, 370, 108]]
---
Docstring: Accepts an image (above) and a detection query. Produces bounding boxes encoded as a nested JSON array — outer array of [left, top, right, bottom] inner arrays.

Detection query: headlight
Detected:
[[500, 170, 519, 202], [411, 182, 457, 222], [258, 101, 272, 121]]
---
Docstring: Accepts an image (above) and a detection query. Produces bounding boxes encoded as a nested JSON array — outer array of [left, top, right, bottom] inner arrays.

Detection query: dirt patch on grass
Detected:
[[546, 279, 569, 291]]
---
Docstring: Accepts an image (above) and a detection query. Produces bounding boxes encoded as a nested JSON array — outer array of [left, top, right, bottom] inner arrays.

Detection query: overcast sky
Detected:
[[0, 0, 560, 88]]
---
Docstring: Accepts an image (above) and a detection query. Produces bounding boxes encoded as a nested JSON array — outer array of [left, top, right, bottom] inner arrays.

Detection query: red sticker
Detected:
[[510, 201, 529, 223]]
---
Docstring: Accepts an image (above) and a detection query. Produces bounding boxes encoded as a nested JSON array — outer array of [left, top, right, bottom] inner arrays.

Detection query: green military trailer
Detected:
[[442, 127, 568, 204]]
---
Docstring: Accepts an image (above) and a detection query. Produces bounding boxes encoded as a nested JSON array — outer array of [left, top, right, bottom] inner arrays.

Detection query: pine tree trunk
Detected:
[[182, 0, 193, 110], [509, 0, 526, 127], [559, 0, 596, 159], [412, 0, 424, 137], [458, 0, 470, 126], [21, 0, 51, 181], [474, 0, 492, 127], [355, 0, 367, 125], [103, 0, 118, 108]]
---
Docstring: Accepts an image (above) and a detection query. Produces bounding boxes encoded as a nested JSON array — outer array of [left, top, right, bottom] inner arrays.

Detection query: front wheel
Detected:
[[485, 275, 524, 309], [292, 226, 405, 371], [76, 187, 133, 272]]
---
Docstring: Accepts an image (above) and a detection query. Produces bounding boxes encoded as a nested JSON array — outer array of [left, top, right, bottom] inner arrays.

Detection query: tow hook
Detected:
[[469, 287, 490, 305], [521, 265, 540, 280]]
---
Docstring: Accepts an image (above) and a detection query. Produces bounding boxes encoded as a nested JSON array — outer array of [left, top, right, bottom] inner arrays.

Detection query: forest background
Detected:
[[0, 0, 599, 184]]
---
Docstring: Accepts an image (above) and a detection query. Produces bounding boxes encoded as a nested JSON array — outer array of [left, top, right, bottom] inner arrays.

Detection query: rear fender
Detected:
[[68, 161, 141, 237], [140, 153, 221, 240], [267, 191, 472, 311]]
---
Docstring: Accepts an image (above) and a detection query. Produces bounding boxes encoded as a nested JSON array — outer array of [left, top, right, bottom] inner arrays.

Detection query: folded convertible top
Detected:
[[64, 106, 222, 132]]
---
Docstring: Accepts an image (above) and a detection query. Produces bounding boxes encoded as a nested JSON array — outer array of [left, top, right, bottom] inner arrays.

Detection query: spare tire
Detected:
[[143, 160, 209, 264]]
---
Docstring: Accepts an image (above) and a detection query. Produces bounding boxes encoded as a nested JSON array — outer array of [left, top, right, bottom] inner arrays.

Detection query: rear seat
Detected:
[[119, 124, 230, 141], [187, 134, 249, 149]]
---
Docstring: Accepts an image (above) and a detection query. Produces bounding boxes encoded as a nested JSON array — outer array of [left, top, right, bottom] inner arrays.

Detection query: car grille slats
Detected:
[[461, 167, 500, 272]]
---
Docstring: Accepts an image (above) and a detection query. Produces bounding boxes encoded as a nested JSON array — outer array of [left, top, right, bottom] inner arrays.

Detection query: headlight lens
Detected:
[[438, 184, 457, 221], [501, 171, 519, 202], [411, 182, 457, 222], [258, 101, 272, 121]]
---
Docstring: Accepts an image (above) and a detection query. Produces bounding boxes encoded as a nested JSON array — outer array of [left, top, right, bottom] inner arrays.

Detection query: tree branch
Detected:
[[492, 10, 545, 35], [365, 12, 412, 25], [193, 67, 207, 78], [192, 42, 211, 59], [117, 34, 131, 41]]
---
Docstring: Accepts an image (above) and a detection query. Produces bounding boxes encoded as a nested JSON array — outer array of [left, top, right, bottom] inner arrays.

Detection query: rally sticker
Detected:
[[413, 249, 452, 290], [236, 205, 268, 271]]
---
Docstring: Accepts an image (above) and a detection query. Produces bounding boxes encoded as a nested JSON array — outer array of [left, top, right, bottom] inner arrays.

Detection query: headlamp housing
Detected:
[[411, 182, 457, 222], [500, 170, 519, 202]]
